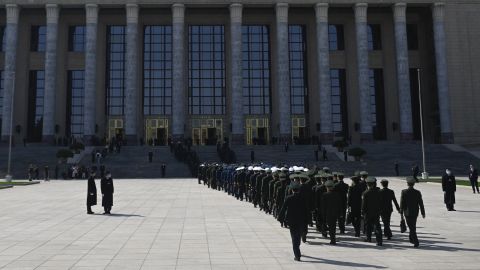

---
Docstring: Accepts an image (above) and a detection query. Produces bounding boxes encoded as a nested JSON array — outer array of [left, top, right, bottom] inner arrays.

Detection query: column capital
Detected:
[[314, 3, 329, 23], [432, 2, 445, 22], [354, 3, 368, 23], [126, 4, 139, 24], [85, 4, 98, 24], [393, 3, 407, 22], [276, 3, 289, 23], [172, 3, 185, 24], [46, 4, 59, 24], [230, 3, 243, 23], [6, 4, 20, 24]]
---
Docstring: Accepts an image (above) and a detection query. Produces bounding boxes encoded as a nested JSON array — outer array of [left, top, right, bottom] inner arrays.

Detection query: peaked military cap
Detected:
[[325, 180, 335, 188], [289, 181, 301, 190], [365, 176, 377, 183], [360, 171, 369, 176], [380, 179, 389, 184], [279, 173, 287, 180]]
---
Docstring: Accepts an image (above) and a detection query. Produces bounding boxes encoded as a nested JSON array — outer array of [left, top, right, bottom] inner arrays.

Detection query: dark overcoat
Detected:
[[87, 176, 97, 206], [442, 174, 456, 204], [101, 177, 114, 207]]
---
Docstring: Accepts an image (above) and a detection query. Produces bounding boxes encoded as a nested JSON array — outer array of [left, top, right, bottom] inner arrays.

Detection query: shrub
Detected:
[[69, 142, 85, 151], [56, 149, 74, 160], [348, 147, 367, 158]]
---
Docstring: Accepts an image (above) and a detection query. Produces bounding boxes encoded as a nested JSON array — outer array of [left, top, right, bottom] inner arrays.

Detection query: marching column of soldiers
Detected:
[[198, 163, 425, 261]]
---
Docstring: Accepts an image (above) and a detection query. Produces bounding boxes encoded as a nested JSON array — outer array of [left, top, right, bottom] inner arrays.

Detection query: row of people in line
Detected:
[[198, 164, 425, 261]]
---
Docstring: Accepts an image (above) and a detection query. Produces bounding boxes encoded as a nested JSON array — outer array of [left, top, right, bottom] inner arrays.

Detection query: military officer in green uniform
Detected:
[[361, 176, 383, 246], [322, 180, 341, 245], [400, 176, 426, 248], [334, 172, 349, 234]]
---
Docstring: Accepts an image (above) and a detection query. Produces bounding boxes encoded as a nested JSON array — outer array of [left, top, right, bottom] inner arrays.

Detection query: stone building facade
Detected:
[[0, 0, 478, 145]]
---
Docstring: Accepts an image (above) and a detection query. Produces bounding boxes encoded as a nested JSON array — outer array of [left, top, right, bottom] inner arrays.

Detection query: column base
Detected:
[[400, 133, 414, 142], [360, 133, 373, 143], [124, 135, 138, 146], [42, 135, 56, 145], [319, 133, 333, 144], [279, 134, 292, 144], [440, 132, 454, 144], [230, 134, 244, 145]]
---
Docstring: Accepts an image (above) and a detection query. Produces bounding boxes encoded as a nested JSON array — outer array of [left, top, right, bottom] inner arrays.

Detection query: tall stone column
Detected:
[[230, 3, 244, 145], [315, 3, 332, 143], [125, 4, 139, 144], [1, 4, 19, 142], [172, 3, 186, 140], [42, 4, 59, 143], [275, 3, 291, 143], [393, 3, 413, 140], [432, 3, 453, 143], [83, 4, 98, 143], [354, 3, 372, 141]]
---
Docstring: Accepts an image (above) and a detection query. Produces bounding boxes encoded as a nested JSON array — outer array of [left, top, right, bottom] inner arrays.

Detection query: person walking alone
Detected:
[[400, 177, 425, 248], [442, 169, 456, 211], [468, 164, 479, 194]]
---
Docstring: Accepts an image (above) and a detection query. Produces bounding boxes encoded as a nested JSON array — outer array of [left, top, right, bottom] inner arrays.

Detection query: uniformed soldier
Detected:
[[400, 176, 426, 248], [322, 180, 341, 245], [101, 171, 114, 215], [379, 179, 400, 240], [86, 169, 97, 214], [347, 172, 363, 237], [278, 181, 309, 261], [334, 172, 349, 234], [361, 176, 382, 246]]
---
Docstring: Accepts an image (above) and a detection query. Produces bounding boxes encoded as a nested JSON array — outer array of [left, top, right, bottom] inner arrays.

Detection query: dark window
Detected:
[[106, 25, 125, 116], [369, 69, 386, 140], [68, 26, 85, 52], [143, 26, 172, 116], [188, 25, 225, 115], [330, 69, 348, 136], [66, 70, 84, 137], [328, 24, 344, 51], [31, 25, 47, 52], [289, 25, 308, 115], [367, 24, 382, 51], [0, 26, 5, 52], [242, 25, 271, 115], [407, 24, 419, 50], [27, 70, 45, 142]]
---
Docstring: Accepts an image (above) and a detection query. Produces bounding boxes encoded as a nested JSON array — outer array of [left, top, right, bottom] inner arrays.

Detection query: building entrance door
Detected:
[[246, 118, 269, 145], [192, 118, 223, 145], [145, 118, 169, 146], [292, 117, 308, 144], [108, 119, 124, 142]]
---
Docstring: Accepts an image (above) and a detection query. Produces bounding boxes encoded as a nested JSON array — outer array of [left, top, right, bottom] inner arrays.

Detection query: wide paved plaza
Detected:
[[0, 178, 479, 270]]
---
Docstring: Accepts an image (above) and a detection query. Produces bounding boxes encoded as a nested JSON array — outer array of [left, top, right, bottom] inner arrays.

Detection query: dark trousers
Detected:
[[365, 217, 383, 244], [381, 212, 393, 238], [351, 213, 362, 236], [87, 205, 93, 213], [470, 178, 479, 193], [337, 207, 346, 233], [326, 219, 337, 243], [104, 206, 112, 214], [289, 224, 303, 259], [315, 211, 326, 234], [406, 216, 419, 245]]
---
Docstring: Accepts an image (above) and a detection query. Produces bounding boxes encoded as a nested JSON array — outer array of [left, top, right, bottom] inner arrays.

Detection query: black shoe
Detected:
[[376, 243, 382, 246], [387, 237, 391, 240], [355, 233, 360, 237], [451, 209, 456, 211], [364, 238, 371, 242], [340, 231, 345, 234], [87, 211, 94, 215], [103, 212, 107, 215], [294, 257, 300, 261], [414, 243, 419, 248], [330, 241, 336, 245]]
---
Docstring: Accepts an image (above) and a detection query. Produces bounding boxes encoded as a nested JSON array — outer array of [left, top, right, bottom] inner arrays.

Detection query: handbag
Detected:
[[400, 215, 407, 233]]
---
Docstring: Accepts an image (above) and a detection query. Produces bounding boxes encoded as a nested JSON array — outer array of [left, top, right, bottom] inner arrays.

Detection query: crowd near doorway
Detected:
[[145, 118, 169, 146], [108, 119, 124, 142]]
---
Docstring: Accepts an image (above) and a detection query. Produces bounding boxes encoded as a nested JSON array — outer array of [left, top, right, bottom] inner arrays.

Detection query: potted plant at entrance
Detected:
[[348, 147, 367, 161], [333, 140, 348, 152]]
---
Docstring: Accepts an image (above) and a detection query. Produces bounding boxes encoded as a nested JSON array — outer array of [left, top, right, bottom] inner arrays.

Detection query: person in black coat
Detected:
[[400, 177, 425, 248], [334, 173, 349, 234], [442, 169, 456, 211], [101, 171, 114, 214], [468, 164, 479, 194], [278, 182, 309, 261], [379, 179, 400, 240], [87, 170, 97, 214], [322, 180, 341, 245], [412, 164, 420, 182], [347, 173, 363, 237], [361, 177, 383, 246]]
